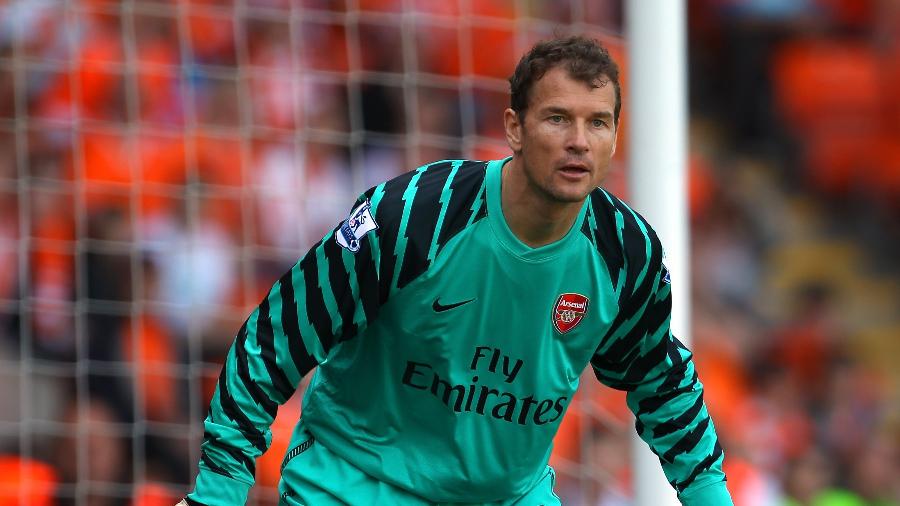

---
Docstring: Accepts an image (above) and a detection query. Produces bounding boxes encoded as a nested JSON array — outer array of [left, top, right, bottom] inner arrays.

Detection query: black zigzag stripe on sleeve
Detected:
[[231, 323, 278, 419], [662, 415, 710, 464], [635, 369, 699, 414], [299, 248, 335, 353], [354, 243, 380, 325], [596, 208, 666, 373], [398, 161, 455, 288], [323, 231, 360, 343], [581, 190, 625, 291], [200, 449, 232, 478], [674, 442, 724, 493], [203, 431, 256, 476], [276, 274, 318, 377], [374, 169, 418, 302], [255, 298, 295, 402], [434, 161, 489, 253], [214, 361, 267, 452], [373, 160, 489, 294], [605, 205, 656, 333]]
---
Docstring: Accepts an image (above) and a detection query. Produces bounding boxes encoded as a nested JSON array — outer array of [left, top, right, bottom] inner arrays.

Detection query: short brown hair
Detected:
[[509, 36, 621, 124]]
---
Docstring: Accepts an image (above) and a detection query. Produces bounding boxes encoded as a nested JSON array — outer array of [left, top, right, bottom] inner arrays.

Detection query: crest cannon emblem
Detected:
[[552, 293, 589, 334]]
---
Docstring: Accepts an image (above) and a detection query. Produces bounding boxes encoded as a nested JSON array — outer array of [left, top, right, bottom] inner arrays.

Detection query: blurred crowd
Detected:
[[0, 0, 897, 505], [681, 0, 899, 504]]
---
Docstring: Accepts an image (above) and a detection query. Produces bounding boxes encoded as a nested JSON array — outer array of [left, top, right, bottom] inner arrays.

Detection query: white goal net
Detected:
[[0, 1, 631, 504]]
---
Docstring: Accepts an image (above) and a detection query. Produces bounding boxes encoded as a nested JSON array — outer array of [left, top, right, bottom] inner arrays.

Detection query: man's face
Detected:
[[505, 66, 618, 203]]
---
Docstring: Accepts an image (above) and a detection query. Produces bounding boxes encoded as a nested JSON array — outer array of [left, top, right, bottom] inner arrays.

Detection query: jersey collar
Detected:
[[485, 157, 589, 262]]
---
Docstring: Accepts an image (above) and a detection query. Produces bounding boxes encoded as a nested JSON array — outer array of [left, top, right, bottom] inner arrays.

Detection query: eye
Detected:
[[592, 118, 607, 128], [549, 115, 564, 123]]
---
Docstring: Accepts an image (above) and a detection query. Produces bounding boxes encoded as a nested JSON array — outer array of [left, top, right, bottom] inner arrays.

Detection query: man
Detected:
[[182, 36, 733, 505]]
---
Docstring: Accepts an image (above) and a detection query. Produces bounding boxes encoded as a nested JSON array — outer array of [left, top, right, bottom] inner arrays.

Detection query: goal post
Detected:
[[625, 0, 689, 504]]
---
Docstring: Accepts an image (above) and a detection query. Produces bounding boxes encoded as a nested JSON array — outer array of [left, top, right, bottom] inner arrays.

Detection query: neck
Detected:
[[500, 156, 584, 248]]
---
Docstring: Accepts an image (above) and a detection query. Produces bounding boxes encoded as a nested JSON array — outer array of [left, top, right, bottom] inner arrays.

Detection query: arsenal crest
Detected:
[[552, 293, 589, 334]]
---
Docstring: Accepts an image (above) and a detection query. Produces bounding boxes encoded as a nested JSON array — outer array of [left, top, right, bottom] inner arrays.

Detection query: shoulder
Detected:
[[357, 159, 490, 290], [583, 187, 662, 251], [581, 187, 665, 296]]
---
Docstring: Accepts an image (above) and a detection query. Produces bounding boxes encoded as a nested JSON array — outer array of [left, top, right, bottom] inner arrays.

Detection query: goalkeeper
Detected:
[[181, 36, 733, 505]]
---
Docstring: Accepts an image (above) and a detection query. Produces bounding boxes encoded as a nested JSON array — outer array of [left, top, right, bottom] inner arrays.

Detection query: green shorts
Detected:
[[278, 423, 561, 506]]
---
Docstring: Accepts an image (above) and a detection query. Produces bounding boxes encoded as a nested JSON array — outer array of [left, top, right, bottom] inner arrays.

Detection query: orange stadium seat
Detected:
[[813, 0, 875, 31], [136, 41, 181, 125], [256, 397, 304, 491], [37, 27, 123, 121], [871, 136, 900, 202], [0, 456, 58, 506], [803, 128, 874, 195], [122, 314, 179, 423], [803, 129, 900, 199], [771, 38, 897, 197], [132, 482, 180, 506], [771, 39, 881, 134]]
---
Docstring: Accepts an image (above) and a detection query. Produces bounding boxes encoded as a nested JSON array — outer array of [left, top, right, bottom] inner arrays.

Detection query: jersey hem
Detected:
[[302, 418, 544, 503]]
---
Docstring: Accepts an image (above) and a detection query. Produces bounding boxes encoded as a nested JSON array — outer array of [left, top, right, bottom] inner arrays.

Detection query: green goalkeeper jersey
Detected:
[[188, 158, 731, 504]]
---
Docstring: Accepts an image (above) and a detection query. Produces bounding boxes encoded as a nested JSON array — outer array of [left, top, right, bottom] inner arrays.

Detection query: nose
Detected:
[[566, 121, 590, 154]]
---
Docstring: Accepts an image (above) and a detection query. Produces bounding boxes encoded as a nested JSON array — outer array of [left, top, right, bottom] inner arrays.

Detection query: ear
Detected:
[[504, 108, 523, 153], [611, 121, 619, 157]]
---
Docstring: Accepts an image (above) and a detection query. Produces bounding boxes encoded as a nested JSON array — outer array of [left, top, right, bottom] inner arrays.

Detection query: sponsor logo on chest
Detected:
[[552, 293, 589, 334]]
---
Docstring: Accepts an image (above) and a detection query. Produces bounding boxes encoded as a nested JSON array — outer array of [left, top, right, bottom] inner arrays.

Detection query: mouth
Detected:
[[557, 162, 590, 179]]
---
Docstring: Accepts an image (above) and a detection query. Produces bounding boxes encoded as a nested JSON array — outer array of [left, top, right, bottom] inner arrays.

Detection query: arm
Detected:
[[184, 194, 384, 506], [591, 235, 733, 505]]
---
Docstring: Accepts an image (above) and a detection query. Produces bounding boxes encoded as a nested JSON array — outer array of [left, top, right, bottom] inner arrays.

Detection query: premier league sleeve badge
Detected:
[[336, 199, 379, 253]]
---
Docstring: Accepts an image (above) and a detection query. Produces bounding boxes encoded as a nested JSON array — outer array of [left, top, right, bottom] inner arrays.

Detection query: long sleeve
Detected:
[[590, 229, 732, 504], [186, 194, 385, 506]]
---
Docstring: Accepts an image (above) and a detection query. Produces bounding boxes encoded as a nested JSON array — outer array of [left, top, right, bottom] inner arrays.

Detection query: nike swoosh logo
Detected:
[[432, 297, 475, 312]]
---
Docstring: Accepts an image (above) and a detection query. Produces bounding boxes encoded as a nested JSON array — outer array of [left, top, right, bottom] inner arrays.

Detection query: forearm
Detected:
[[679, 479, 733, 505], [591, 226, 732, 504], [187, 340, 275, 505], [187, 271, 319, 505], [184, 193, 384, 505], [625, 354, 730, 504]]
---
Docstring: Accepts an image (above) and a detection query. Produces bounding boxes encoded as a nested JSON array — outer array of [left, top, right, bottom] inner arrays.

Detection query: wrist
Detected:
[[187, 467, 253, 506], [679, 480, 733, 506]]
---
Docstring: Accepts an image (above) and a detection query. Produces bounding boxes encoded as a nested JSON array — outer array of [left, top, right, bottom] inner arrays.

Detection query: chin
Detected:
[[547, 186, 593, 203]]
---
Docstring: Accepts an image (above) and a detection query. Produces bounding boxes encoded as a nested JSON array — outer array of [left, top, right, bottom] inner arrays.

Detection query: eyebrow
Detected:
[[540, 106, 613, 119]]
